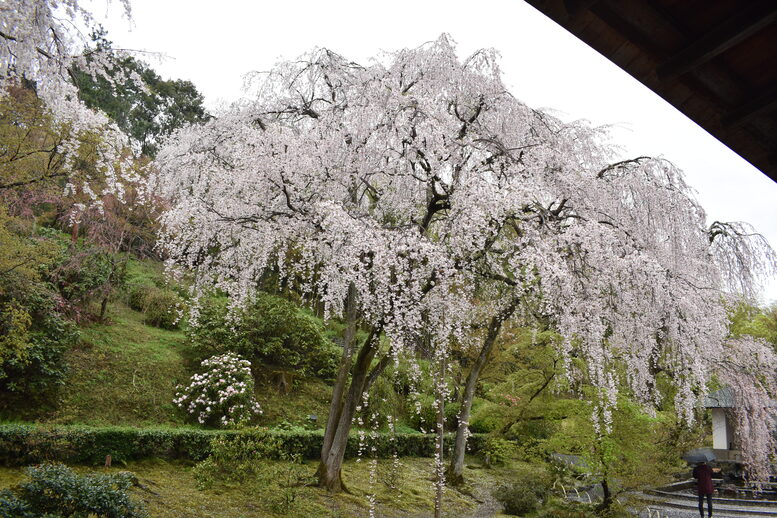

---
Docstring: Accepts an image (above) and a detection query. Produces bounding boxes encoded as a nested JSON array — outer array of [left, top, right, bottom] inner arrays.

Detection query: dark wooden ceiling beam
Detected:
[[588, 2, 672, 58], [656, 3, 777, 80], [723, 84, 777, 128]]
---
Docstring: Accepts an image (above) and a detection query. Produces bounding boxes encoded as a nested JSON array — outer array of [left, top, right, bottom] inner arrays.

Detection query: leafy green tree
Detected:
[[0, 211, 77, 406], [468, 325, 683, 510], [543, 396, 675, 511], [0, 85, 127, 246], [728, 300, 777, 348], [0, 88, 98, 195], [0, 208, 55, 376], [48, 243, 126, 322], [73, 29, 210, 157], [466, 325, 565, 437]]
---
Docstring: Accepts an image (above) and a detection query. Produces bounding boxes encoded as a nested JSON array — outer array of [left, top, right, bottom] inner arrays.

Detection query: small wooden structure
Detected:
[[704, 387, 742, 463]]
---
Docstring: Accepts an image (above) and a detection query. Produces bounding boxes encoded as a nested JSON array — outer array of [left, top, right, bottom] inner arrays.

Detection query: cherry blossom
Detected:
[[1, 0, 138, 201], [154, 36, 776, 488]]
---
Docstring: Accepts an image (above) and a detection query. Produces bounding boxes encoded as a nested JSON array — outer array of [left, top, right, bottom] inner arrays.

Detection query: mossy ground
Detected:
[[254, 375, 332, 428], [0, 457, 524, 517]]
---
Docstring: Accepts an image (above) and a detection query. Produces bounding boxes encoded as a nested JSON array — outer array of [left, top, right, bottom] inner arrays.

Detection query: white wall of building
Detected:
[[711, 408, 732, 450]]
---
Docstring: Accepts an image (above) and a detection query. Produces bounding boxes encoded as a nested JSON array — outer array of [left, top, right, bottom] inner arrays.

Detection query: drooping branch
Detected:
[[596, 156, 652, 178]]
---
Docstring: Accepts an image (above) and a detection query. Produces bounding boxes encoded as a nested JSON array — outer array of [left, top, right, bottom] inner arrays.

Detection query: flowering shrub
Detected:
[[174, 353, 262, 428]]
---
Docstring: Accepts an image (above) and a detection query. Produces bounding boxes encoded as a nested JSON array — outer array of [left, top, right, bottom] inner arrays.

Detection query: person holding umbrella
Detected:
[[693, 460, 714, 518]]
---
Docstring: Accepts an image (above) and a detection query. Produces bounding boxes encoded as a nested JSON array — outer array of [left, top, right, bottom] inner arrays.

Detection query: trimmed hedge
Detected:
[[0, 424, 486, 466]]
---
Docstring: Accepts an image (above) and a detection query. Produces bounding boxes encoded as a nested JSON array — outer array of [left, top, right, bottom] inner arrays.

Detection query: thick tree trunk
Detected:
[[599, 476, 612, 510], [320, 285, 358, 464], [99, 296, 109, 321], [318, 284, 358, 491], [448, 298, 519, 486], [317, 304, 386, 492], [597, 439, 613, 510]]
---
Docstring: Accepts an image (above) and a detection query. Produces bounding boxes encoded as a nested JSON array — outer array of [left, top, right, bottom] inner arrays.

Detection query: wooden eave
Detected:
[[525, 0, 777, 184]]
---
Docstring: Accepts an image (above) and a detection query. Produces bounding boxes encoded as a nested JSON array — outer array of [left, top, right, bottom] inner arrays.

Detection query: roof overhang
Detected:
[[524, 0, 777, 184]]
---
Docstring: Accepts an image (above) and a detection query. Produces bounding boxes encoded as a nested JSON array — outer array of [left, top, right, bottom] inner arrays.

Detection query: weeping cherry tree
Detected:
[[153, 36, 777, 491]]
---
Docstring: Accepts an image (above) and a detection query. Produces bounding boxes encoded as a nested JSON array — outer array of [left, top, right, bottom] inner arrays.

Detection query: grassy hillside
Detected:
[[6, 258, 336, 429], [39, 302, 339, 430], [51, 302, 189, 426]]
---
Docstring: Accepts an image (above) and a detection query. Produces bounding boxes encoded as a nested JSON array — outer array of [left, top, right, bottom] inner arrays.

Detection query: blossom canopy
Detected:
[[154, 36, 776, 478]]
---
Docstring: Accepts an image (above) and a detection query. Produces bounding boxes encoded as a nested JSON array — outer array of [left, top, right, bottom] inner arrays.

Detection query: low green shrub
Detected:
[[128, 285, 184, 329], [194, 434, 289, 486], [126, 284, 147, 312], [493, 464, 552, 515], [480, 437, 518, 467], [194, 435, 308, 513], [0, 489, 37, 518], [143, 288, 185, 329], [0, 463, 146, 518], [494, 483, 540, 515], [188, 293, 339, 379]]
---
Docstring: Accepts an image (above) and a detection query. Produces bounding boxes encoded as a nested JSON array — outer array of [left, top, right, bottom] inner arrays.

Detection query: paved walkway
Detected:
[[634, 507, 766, 518], [634, 491, 777, 518]]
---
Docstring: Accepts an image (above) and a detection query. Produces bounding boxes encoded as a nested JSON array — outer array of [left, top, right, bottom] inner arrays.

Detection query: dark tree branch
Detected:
[[0, 171, 67, 190]]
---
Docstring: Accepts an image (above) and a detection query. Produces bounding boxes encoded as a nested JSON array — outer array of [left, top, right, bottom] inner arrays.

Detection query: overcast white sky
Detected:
[[90, 0, 777, 303]]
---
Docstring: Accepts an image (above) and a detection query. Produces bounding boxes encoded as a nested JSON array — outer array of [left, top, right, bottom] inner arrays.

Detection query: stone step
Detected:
[[641, 494, 777, 517], [646, 488, 777, 509]]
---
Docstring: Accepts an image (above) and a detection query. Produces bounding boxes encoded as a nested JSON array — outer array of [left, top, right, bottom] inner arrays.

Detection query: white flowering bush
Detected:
[[174, 353, 262, 428]]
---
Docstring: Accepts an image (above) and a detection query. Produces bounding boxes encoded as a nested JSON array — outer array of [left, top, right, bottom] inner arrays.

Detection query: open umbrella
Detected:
[[683, 448, 716, 464]]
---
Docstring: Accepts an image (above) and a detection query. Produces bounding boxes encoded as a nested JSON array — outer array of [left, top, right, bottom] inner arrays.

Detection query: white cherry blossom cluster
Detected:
[[714, 336, 777, 483], [1, 1, 140, 206], [154, 36, 775, 475], [173, 353, 262, 428]]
